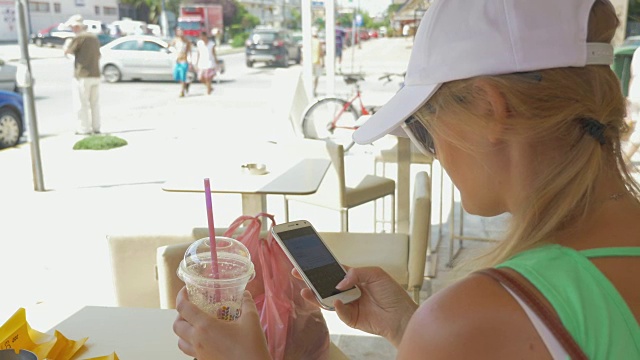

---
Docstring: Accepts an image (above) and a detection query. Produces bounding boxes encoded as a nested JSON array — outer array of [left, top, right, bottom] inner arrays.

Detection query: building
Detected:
[[238, 0, 301, 28], [391, 0, 429, 37], [0, 0, 118, 41]]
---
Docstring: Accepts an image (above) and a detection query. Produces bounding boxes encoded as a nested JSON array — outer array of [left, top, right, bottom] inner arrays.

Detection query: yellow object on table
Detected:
[[0, 308, 118, 360]]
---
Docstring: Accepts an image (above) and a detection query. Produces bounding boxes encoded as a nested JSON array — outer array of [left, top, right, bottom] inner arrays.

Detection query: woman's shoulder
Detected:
[[397, 272, 551, 360]]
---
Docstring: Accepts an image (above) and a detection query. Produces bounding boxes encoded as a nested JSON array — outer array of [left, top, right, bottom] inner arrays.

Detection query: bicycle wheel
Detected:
[[302, 98, 359, 145]]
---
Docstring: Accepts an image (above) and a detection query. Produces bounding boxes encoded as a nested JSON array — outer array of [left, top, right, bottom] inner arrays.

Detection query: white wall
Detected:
[[0, 0, 118, 41]]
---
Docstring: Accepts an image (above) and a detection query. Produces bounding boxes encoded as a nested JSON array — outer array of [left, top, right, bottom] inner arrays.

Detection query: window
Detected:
[[104, 6, 117, 15], [94, 5, 100, 14], [141, 41, 163, 52], [29, 2, 50, 13], [53, 3, 60, 13], [112, 40, 139, 51]]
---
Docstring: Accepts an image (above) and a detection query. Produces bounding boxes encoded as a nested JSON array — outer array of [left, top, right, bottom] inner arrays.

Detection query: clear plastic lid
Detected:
[[179, 236, 254, 285]]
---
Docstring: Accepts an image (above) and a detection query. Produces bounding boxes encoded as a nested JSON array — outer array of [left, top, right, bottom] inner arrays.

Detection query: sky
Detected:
[[337, 0, 393, 16]]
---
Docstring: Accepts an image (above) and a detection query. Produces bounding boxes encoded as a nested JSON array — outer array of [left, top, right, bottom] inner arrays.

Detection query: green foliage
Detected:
[[73, 135, 128, 150], [287, 8, 301, 29], [231, 32, 249, 48], [631, 0, 640, 23]]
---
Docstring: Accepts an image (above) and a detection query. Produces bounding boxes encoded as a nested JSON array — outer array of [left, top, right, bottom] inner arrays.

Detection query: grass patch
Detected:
[[73, 135, 128, 150]]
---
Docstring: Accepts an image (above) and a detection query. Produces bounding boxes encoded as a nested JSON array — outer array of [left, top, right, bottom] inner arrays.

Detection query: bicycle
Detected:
[[301, 72, 406, 148]]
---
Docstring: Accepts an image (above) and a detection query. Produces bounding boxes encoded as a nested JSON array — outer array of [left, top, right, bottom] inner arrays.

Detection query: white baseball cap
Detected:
[[65, 14, 84, 27], [352, 0, 615, 145]]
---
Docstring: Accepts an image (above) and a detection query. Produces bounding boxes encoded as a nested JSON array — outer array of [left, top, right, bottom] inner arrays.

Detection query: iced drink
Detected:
[[177, 236, 254, 321]]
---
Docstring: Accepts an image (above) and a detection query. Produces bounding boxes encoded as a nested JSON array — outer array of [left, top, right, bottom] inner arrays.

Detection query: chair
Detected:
[[374, 141, 435, 178], [157, 171, 432, 306], [283, 138, 396, 232]]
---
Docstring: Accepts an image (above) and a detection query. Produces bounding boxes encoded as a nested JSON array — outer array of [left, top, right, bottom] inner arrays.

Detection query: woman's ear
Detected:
[[472, 78, 511, 143]]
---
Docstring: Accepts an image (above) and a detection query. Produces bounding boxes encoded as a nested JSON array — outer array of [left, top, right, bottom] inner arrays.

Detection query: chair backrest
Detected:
[[107, 227, 234, 308], [269, 68, 310, 140], [408, 171, 431, 288], [284, 138, 347, 208], [107, 233, 196, 308]]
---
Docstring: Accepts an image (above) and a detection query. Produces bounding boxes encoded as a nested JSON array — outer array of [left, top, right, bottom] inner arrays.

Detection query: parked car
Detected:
[[245, 27, 301, 68], [0, 59, 18, 93], [99, 35, 225, 84], [0, 90, 24, 149], [31, 23, 75, 47], [100, 35, 176, 83], [32, 22, 114, 47]]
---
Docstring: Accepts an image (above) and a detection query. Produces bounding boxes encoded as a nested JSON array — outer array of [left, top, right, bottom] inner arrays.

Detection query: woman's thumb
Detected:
[[240, 290, 259, 318]]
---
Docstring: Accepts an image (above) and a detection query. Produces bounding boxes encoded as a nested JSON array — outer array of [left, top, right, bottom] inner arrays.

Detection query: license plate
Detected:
[[256, 45, 269, 50]]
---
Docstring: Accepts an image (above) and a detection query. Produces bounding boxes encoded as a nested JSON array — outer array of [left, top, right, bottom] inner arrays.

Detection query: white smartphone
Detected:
[[271, 220, 362, 310]]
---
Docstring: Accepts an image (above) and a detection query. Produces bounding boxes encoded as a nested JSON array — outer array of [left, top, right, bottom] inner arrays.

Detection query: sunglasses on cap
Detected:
[[401, 116, 436, 156]]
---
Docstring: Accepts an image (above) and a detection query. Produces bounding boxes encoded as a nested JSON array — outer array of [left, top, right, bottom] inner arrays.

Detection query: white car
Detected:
[[99, 35, 177, 83], [0, 59, 18, 92]]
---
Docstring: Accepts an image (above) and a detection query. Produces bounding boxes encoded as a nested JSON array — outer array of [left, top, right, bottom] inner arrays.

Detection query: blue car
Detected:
[[0, 90, 24, 149]]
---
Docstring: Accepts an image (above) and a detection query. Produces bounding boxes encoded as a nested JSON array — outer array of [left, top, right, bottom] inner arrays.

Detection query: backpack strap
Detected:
[[477, 268, 588, 360]]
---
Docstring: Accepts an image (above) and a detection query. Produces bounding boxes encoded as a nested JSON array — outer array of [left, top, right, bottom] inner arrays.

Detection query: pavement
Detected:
[[0, 37, 507, 357]]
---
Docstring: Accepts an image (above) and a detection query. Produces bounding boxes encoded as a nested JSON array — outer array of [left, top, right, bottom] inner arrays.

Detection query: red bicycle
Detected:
[[301, 73, 405, 147]]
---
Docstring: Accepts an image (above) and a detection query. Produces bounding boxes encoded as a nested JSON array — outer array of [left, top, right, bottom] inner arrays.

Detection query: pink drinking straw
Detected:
[[204, 178, 220, 279]]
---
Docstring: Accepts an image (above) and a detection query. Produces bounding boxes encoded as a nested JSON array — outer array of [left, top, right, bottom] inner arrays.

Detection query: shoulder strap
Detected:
[[477, 268, 588, 360]]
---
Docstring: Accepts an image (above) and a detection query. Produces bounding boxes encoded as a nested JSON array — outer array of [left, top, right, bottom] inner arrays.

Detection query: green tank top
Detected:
[[497, 244, 640, 359]]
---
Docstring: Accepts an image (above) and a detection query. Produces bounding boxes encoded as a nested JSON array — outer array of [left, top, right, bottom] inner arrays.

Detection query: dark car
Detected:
[[245, 27, 301, 68], [31, 23, 75, 47], [0, 90, 25, 149], [32, 23, 114, 47]]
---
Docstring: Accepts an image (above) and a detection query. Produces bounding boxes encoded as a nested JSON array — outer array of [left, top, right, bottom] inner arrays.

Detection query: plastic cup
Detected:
[[177, 236, 254, 321]]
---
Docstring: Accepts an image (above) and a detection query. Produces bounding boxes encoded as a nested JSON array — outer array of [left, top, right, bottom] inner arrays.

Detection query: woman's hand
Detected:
[[296, 266, 419, 347], [173, 287, 271, 360]]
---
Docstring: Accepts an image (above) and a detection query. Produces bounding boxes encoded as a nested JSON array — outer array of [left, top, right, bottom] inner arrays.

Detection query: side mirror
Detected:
[[0, 59, 4, 66]]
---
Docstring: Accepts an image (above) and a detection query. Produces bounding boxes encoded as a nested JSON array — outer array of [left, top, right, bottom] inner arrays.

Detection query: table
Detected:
[[47, 306, 190, 359], [48, 306, 350, 360], [162, 157, 330, 217]]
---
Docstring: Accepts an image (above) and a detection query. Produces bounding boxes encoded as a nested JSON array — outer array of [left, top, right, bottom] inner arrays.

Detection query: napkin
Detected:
[[0, 308, 119, 360]]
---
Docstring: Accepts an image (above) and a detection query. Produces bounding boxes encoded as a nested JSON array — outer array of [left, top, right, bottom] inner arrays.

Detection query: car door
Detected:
[[108, 39, 146, 76], [140, 40, 174, 80]]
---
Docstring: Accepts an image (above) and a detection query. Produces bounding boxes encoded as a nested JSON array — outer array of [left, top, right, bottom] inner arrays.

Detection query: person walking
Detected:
[[335, 27, 345, 72], [195, 32, 218, 95], [173, 0, 640, 359], [171, 28, 192, 97], [63, 14, 101, 135], [311, 27, 323, 97]]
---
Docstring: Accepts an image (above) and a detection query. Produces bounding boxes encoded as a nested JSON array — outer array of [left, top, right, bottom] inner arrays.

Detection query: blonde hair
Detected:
[[415, 0, 639, 268]]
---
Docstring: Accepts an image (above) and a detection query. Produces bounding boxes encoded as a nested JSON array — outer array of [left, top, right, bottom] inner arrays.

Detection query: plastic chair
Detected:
[[283, 138, 396, 232]]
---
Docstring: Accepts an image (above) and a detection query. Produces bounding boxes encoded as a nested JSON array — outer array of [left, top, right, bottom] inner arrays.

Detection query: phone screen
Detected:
[[277, 226, 348, 298]]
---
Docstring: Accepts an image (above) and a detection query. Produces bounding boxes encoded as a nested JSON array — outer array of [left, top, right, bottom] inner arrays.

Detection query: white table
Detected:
[[162, 157, 331, 217], [47, 306, 190, 360], [47, 306, 350, 360]]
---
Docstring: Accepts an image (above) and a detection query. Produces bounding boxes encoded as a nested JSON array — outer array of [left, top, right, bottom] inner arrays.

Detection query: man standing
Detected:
[[64, 14, 101, 135]]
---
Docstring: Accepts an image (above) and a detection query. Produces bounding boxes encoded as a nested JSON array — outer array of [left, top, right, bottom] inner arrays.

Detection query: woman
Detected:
[[173, 0, 640, 358], [195, 31, 219, 95], [171, 28, 191, 98]]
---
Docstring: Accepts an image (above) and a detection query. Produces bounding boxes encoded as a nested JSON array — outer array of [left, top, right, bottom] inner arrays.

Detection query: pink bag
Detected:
[[224, 213, 330, 360]]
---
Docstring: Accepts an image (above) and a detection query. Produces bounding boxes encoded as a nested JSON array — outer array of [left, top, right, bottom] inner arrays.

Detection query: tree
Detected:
[[630, 0, 640, 23]]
